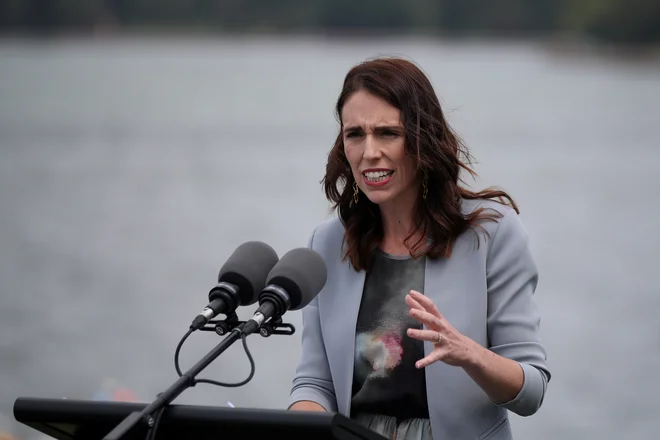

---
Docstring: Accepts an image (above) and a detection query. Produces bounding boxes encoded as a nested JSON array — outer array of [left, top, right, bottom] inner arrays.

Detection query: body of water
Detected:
[[1, 36, 659, 439]]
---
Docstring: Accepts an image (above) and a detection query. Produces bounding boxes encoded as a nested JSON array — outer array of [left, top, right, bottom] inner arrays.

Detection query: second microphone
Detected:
[[241, 247, 328, 336]]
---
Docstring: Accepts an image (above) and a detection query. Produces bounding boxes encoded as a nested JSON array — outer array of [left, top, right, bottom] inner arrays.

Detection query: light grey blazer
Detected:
[[289, 200, 550, 440]]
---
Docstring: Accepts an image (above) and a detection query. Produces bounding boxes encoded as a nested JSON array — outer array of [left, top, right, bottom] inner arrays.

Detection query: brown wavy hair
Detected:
[[322, 57, 519, 272]]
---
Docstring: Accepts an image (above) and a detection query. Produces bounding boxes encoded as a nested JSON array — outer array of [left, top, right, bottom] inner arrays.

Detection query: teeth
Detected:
[[364, 171, 392, 178], [363, 170, 393, 182]]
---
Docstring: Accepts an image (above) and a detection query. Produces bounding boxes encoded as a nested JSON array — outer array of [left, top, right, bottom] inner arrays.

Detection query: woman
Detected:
[[288, 57, 550, 440]]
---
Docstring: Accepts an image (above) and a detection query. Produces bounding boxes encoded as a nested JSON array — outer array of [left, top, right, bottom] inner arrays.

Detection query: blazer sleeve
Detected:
[[287, 228, 338, 412], [486, 209, 551, 417]]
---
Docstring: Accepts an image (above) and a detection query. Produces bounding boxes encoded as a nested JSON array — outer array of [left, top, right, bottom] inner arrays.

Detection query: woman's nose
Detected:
[[363, 135, 382, 160]]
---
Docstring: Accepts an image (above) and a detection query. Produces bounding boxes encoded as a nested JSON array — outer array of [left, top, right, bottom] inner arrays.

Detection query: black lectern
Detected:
[[14, 397, 387, 440]]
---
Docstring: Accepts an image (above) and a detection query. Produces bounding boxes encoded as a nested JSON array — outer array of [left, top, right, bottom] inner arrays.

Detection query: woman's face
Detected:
[[341, 90, 419, 209]]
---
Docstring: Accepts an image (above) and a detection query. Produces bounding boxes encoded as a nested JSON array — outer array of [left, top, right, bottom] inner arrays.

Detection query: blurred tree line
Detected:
[[1, 0, 659, 45]]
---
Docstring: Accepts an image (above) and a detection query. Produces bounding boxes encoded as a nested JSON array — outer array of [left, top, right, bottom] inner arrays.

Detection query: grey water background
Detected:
[[1, 36, 659, 438]]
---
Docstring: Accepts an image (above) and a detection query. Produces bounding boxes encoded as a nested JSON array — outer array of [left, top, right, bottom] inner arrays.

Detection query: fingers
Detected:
[[408, 290, 441, 316], [415, 350, 443, 369], [409, 308, 442, 329], [406, 328, 442, 343], [404, 293, 425, 311], [407, 327, 448, 369]]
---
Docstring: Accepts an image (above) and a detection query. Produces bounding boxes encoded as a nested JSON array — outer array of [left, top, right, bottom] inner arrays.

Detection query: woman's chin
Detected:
[[364, 192, 391, 206]]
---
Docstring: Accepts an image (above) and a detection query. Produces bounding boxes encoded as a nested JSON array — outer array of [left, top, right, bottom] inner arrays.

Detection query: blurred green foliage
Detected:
[[1, 0, 659, 45]]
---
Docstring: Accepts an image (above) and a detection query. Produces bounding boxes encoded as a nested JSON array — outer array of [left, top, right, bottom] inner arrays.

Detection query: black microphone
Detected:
[[241, 247, 327, 336], [190, 241, 278, 331]]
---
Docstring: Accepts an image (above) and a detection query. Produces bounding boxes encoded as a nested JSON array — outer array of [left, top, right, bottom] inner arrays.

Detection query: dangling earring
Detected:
[[353, 181, 359, 204], [422, 177, 428, 200]]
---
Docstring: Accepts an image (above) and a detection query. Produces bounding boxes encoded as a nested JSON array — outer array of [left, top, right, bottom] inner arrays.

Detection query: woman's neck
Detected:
[[379, 200, 421, 256]]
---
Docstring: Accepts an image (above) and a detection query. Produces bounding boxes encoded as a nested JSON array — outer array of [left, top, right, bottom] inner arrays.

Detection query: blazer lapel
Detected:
[[423, 256, 446, 356], [422, 248, 487, 439], [321, 259, 365, 416], [422, 253, 476, 353]]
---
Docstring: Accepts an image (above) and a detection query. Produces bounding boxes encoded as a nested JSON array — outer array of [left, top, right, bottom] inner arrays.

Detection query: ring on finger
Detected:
[[434, 331, 443, 344]]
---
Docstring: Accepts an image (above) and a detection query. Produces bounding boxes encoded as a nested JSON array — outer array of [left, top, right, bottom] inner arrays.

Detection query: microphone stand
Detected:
[[101, 313, 295, 440]]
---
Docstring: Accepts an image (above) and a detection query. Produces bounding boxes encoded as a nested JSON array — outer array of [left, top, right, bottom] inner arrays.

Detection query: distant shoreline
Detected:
[[1, 29, 659, 65]]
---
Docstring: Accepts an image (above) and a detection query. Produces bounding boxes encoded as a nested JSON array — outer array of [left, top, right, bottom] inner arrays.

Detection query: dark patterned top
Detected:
[[351, 249, 430, 420]]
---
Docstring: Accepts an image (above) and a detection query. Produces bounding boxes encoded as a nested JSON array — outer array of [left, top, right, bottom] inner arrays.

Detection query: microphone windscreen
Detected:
[[218, 241, 279, 305], [265, 248, 327, 310]]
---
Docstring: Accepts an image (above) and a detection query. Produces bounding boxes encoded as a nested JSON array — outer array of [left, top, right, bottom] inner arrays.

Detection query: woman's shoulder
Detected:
[[460, 197, 529, 243], [307, 216, 345, 255], [460, 197, 515, 218]]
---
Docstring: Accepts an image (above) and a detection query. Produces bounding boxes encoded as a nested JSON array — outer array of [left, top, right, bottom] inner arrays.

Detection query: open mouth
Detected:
[[363, 170, 394, 183]]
